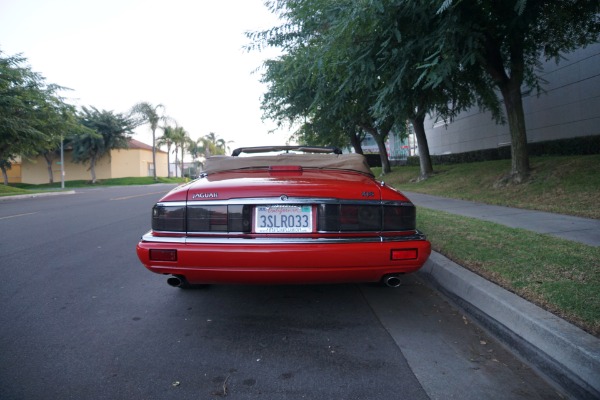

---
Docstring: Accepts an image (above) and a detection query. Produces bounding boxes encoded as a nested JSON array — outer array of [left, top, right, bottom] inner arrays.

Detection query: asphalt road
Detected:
[[0, 186, 562, 399]]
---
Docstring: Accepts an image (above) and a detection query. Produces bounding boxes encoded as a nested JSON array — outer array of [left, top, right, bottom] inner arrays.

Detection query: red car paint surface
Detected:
[[136, 149, 431, 286]]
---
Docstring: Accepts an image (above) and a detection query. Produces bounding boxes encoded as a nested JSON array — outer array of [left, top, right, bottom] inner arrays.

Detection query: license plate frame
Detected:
[[254, 205, 313, 233]]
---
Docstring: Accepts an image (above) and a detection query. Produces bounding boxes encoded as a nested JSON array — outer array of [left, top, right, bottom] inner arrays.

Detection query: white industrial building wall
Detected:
[[424, 42, 600, 155]]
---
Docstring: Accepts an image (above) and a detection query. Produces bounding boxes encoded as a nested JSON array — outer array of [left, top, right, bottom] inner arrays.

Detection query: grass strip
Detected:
[[417, 207, 600, 336], [0, 185, 31, 197]]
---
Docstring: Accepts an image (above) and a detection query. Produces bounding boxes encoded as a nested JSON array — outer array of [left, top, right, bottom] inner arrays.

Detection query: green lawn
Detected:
[[0, 184, 30, 197], [416, 208, 600, 336]]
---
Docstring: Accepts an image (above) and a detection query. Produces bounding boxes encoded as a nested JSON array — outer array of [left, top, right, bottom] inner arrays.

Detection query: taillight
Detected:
[[187, 205, 252, 233], [318, 203, 415, 232], [187, 205, 228, 231], [383, 205, 416, 231], [317, 204, 340, 231], [152, 202, 415, 234], [227, 205, 252, 232], [152, 205, 185, 232], [340, 205, 381, 231]]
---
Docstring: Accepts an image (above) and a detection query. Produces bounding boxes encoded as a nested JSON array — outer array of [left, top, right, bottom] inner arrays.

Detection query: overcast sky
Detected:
[[0, 0, 292, 151]]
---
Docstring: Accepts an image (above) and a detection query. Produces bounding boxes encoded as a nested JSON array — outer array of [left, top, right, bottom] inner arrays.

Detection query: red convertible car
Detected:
[[136, 146, 431, 288]]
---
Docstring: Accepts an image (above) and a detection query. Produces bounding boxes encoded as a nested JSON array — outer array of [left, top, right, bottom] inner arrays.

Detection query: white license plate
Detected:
[[254, 205, 313, 233]]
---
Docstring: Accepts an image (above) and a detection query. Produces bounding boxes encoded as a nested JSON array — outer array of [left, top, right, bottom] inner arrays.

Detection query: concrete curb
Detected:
[[0, 190, 76, 201], [418, 252, 600, 400]]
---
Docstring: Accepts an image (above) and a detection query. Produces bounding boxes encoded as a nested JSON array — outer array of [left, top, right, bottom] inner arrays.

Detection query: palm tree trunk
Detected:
[[174, 145, 179, 177], [152, 129, 157, 180], [181, 147, 184, 178], [167, 144, 171, 178]]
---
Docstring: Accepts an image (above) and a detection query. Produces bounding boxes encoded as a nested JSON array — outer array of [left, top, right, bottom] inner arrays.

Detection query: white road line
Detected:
[[110, 191, 167, 201], [0, 212, 38, 220]]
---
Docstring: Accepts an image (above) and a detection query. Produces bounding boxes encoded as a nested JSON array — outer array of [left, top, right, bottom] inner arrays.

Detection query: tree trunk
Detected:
[[500, 80, 530, 183], [374, 133, 391, 174], [43, 153, 54, 184], [90, 155, 97, 184], [483, 35, 530, 183], [410, 114, 433, 180], [1, 165, 8, 185], [349, 132, 363, 154], [362, 125, 391, 174]]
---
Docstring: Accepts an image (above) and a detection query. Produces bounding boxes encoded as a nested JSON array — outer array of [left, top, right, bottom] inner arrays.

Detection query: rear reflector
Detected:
[[150, 249, 177, 261], [391, 249, 418, 260]]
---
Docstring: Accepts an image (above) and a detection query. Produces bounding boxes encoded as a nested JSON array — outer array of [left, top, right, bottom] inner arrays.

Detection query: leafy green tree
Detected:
[[418, 0, 600, 182], [253, 0, 599, 182], [0, 51, 69, 184], [259, 49, 366, 155], [251, 0, 399, 172], [71, 106, 135, 183], [252, 0, 467, 175], [327, 1, 492, 179], [130, 102, 170, 180], [28, 99, 84, 183]]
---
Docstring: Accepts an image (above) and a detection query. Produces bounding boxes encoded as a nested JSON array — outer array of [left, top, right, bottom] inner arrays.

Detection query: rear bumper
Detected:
[[136, 231, 431, 284]]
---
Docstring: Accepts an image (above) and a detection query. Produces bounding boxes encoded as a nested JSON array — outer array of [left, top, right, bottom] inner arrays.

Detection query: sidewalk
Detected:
[[404, 191, 600, 399], [0, 190, 76, 201], [404, 191, 600, 247]]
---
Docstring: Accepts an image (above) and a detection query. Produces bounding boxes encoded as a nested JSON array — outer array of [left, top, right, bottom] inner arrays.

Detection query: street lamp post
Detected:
[[60, 135, 65, 189]]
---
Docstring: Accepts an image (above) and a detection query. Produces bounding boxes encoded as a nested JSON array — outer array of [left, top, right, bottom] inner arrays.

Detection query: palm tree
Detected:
[[187, 139, 201, 161], [186, 139, 203, 175], [197, 132, 228, 158], [130, 102, 169, 180], [170, 126, 189, 178], [156, 125, 177, 178]]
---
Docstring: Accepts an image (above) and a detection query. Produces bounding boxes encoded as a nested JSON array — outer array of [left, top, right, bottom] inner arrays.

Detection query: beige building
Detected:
[[15, 139, 168, 184]]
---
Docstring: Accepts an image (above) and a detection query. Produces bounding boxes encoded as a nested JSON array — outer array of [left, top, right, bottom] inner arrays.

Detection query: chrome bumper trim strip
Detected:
[[140, 231, 427, 245]]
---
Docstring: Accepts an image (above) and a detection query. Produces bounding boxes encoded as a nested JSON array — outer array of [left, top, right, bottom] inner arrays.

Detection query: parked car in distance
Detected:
[[136, 146, 431, 288]]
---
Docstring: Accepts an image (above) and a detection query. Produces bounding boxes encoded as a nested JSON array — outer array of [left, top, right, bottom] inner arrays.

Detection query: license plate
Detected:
[[254, 205, 313, 233]]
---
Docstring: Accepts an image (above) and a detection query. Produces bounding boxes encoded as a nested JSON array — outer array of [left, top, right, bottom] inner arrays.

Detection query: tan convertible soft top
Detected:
[[203, 153, 373, 176]]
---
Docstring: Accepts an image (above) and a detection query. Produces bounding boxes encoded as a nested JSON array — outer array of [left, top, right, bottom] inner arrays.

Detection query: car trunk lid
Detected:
[[185, 169, 385, 202]]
